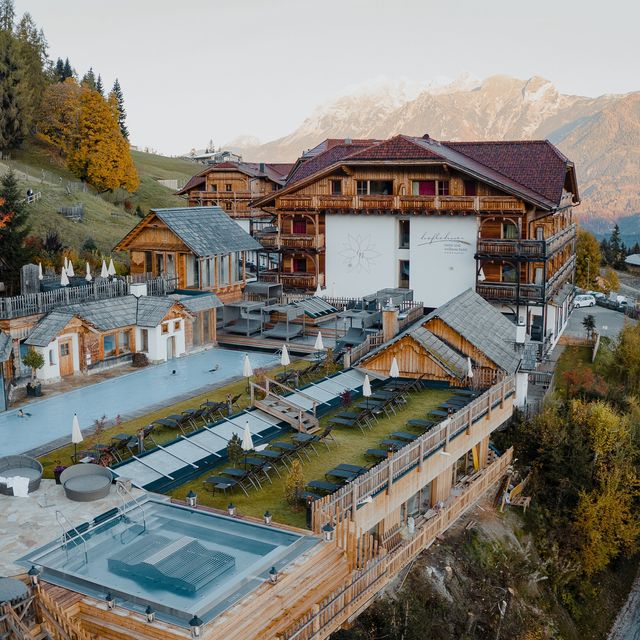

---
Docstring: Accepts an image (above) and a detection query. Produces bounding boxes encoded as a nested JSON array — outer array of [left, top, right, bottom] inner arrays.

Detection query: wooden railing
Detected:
[[0, 276, 176, 319], [276, 194, 525, 213], [397, 304, 425, 330], [256, 233, 325, 250], [345, 332, 384, 366], [476, 281, 544, 304], [260, 272, 323, 289], [476, 224, 576, 260], [311, 376, 515, 532], [36, 585, 92, 640], [282, 448, 513, 640]]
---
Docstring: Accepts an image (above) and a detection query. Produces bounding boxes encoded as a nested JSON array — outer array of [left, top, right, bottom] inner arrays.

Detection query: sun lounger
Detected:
[[308, 479, 341, 493], [225, 318, 262, 336], [365, 448, 388, 460], [263, 322, 304, 340], [326, 468, 357, 481], [406, 418, 435, 429], [381, 439, 406, 450], [390, 431, 418, 441]]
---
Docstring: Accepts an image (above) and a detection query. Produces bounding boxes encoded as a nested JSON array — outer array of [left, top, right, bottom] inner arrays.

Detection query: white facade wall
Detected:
[[515, 371, 529, 408], [140, 320, 186, 363], [35, 332, 80, 382], [324, 214, 478, 307]]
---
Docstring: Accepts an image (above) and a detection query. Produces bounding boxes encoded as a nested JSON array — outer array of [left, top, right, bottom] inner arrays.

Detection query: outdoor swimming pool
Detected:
[[22, 497, 319, 626], [0, 347, 277, 456]]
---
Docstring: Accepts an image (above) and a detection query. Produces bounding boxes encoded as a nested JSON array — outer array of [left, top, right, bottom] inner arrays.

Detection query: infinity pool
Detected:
[[22, 497, 319, 626], [0, 348, 277, 456]]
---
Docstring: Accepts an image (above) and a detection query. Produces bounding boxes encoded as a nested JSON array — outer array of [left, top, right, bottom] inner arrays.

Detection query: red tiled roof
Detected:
[[266, 163, 295, 178], [445, 140, 570, 205], [347, 135, 443, 161], [178, 174, 206, 194]]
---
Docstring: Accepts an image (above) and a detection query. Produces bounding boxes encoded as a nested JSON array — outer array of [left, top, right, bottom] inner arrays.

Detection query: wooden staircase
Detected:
[[255, 392, 319, 433]]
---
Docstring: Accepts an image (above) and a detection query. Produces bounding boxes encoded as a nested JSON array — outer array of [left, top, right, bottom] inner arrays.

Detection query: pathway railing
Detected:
[[311, 376, 515, 532], [282, 448, 513, 640]]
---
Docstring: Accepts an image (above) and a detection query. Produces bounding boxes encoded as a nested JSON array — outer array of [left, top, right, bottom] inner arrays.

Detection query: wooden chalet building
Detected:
[[114, 207, 262, 303], [253, 135, 579, 349], [176, 161, 293, 233]]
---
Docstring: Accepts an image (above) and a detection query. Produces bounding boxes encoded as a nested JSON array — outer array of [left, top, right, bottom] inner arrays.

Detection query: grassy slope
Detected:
[[4, 138, 199, 255]]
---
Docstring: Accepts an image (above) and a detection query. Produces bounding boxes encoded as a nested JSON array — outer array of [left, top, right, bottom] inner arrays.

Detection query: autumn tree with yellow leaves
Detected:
[[37, 78, 139, 192]]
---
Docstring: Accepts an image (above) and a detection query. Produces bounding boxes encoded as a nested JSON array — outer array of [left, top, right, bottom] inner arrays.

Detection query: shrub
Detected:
[[340, 389, 352, 407], [227, 433, 244, 467], [82, 236, 97, 252], [132, 352, 148, 368], [135, 205, 144, 218], [22, 348, 44, 381], [123, 198, 133, 212], [284, 460, 305, 509]]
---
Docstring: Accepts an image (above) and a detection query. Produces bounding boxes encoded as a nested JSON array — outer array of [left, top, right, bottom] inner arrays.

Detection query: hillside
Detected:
[[2, 138, 197, 255], [226, 75, 640, 227]]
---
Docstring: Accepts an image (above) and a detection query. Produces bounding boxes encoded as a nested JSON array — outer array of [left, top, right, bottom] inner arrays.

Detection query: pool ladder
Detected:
[[55, 510, 89, 565], [116, 482, 147, 544]]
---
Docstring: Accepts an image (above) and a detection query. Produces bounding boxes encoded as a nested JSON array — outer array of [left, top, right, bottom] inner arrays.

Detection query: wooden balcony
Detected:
[[190, 190, 253, 199], [276, 194, 525, 213], [255, 233, 325, 250], [260, 272, 323, 290], [476, 224, 576, 261]]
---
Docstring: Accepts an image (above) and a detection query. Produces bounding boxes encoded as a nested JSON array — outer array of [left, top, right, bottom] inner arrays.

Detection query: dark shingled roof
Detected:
[[169, 292, 222, 313], [25, 296, 191, 347], [153, 207, 261, 257], [424, 289, 521, 374]]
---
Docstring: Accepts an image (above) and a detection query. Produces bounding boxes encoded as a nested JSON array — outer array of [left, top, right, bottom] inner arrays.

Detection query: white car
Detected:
[[574, 294, 596, 308]]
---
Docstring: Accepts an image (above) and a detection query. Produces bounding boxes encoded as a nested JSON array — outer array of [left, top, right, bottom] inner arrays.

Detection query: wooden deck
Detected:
[[216, 331, 320, 354]]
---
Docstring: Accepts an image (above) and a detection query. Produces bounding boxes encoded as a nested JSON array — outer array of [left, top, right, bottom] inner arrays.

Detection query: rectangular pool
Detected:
[[21, 497, 319, 626]]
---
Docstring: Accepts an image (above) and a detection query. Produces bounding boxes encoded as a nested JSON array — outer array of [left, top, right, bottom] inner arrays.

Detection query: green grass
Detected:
[[170, 387, 452, 529], [3, 138, 200, 256], [555, 346, 592, 384]]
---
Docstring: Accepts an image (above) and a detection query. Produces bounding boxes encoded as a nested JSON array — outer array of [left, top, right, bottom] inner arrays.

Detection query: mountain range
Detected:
[[225, 75, 640, 239]]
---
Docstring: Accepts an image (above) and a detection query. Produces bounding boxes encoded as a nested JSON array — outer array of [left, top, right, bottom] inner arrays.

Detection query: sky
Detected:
[[15, 0, 639, 155]]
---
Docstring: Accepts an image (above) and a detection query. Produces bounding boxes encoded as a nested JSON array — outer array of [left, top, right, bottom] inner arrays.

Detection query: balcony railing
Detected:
[[255, 233, 325, 250], [476, 254, 576, 305], [476, 224, 576, 260], [260, 272, 324, 289], [276, 194, 526, 213]]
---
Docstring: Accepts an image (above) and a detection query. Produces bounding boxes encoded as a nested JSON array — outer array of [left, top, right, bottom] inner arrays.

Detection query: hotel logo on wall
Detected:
[[339, 234, 382, 273], [417, 232, 471, 256]]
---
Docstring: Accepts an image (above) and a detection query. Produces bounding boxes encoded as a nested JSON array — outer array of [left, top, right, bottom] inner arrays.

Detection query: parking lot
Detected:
[[565, 305, 637, 341]]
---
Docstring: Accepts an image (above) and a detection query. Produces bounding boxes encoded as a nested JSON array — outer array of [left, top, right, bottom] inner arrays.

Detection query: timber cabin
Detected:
[[23, 291, 221, 382], [253, 135, 579, 352], [176, 161, 293, 234], [114, 207, 262, 303]]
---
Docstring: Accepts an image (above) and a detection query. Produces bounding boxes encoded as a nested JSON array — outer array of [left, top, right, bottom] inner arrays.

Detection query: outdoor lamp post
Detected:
[[145, 605, 155, 623], [322, 523, 335, 542], [106, 593, 115, 609], [263, 510, 272, 525], [268, 566, 278, 584], [227, 502, 236, 517], [189, 615, 204, 638], [28, 565, 40, 587], [186, 490, 197, 508]]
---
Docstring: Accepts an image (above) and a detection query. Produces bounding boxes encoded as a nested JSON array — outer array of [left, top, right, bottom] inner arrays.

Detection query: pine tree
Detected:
[[54, 56, 64, 81], [599, 238, 611, 265], [0, 0, 14, 32], [609, 224, 624, 268], [95, 73, 103, 96], [80, 67, 96, 90], [0, 30, 29, 149], [631, 242, 640, 255], [110, 78, 128, 140], [0, 169, 33, 294], [62, 57, 72, 80]]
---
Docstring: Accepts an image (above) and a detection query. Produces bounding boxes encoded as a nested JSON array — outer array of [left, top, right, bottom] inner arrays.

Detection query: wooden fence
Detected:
[[311, 376, 515, 532], [281, 448, 513, 640], [36, 585, 92, 640], [0, 276, 175, 319]]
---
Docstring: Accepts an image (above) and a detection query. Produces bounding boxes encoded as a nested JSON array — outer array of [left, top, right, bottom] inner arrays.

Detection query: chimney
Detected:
[[259, 162, 265, 173], [130, 282, 148, 298], [382, 301, 400, 342], [515, 317, 526, 344], [344, 137, 352, 144], [422, 133, 430, 140]]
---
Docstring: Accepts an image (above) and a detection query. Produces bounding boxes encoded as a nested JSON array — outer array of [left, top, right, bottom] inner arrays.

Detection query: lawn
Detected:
[[170, 386, 453, 529], [37, 358, 312, 478]]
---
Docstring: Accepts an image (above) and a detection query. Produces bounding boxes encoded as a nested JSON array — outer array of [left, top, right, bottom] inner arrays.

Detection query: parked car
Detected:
[[574, 294, 596, 308], [586, 290, 606, 300]]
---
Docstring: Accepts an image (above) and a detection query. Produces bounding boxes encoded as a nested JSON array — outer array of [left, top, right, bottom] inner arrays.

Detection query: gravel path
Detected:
[[608, 566, 640, 640]]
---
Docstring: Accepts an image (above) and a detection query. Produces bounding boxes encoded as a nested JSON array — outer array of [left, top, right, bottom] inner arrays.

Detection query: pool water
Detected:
[[22, 497, 319, 625], [0, 348, 277, 456]]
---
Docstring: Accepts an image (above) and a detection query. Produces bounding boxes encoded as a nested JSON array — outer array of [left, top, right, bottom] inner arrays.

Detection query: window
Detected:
[[412, 180, 448, 196], [501, 264, 517, 283], [225, 202, 232, 211], [292, 218, 306, 234], [49, 349, 55, 365], [161, 323, 169, 335], [463, 180, 477, 196], [155, 253, 164, 275], [140, 329, 149, 353], [166, 253, 175, 278], [103, 335, 116, 357], [210, 184, 217, 192], [60, 342, 69, 356], [437, 180, 449, 196], [144, 251, 153, 274], [330, 180, 342, 195], [173, 321, 181, 332], [218, 254, 230, 286], [118, 330, 130, 353], [535, 226, 544, 241], [186, 255, 197, 287], [225, 183, 232, 192], [502, 222, 519, 239], [399, 220, 410, 249], [294, 257, 307, 272], [356, 180, 393, 195], [399, 260, 410, 288]]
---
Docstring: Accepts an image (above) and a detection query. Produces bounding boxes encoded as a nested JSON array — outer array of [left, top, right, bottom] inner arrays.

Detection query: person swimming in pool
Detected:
[[17, 409, 31, 418], [208, 364, 220, 373]]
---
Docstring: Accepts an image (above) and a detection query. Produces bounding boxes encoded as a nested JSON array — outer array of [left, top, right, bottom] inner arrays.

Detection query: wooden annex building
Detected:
[[114, 207, 262, 303]]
